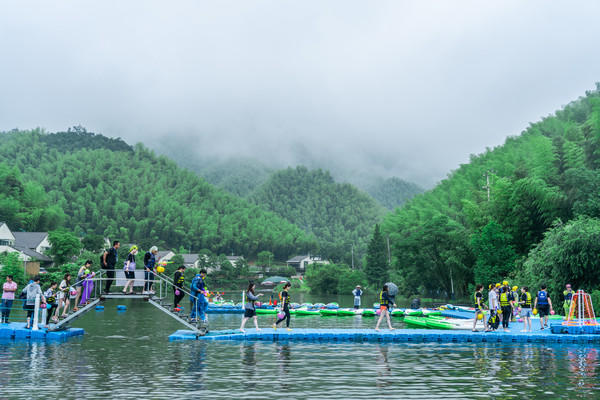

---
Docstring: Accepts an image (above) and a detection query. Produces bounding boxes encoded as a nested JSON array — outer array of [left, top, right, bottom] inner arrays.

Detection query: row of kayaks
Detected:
[[404, 313, 566, 330], [254, 307, 442, 317]]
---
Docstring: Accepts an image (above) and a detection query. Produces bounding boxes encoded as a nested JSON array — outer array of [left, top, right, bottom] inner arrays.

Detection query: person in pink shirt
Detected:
[[1, 275, 18, 323]]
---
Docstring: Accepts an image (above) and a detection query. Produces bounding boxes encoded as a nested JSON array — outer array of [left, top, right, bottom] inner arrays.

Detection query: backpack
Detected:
[[487, 310, 500, 330], [99, 250, 107, 268], [19, 287, 27, 299]]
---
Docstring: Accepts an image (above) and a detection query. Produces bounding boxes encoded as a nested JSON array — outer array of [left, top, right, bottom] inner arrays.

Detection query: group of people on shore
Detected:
[[473, 281, 574, 333]]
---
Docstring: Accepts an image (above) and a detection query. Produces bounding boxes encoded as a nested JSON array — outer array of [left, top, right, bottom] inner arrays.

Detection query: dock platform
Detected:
[[169, 325, 600, 344], [0, 322, 84, 342]]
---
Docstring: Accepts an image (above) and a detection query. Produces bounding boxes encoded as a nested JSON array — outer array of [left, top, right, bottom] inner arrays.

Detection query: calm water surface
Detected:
[[1, 298, 599, 399]]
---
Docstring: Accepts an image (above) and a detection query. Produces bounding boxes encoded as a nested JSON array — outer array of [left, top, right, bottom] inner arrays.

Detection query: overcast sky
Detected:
[[1, 1, 599, 186]]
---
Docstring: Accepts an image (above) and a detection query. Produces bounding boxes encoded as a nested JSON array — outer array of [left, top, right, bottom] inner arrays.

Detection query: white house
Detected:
[[0, 223, 52, 263], [286, 255, 329, 272], [0, 222, 15, 247]]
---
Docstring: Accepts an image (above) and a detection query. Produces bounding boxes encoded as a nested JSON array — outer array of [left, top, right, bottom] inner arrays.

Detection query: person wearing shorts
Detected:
[[240, 282, 263, 332], [534, 284, 553, 330], [519, 286, 533, 332], [375, 284, 396, 331]]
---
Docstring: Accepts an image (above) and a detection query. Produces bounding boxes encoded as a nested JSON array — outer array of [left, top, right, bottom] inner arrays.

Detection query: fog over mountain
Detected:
[[1, 1, 600, 186]]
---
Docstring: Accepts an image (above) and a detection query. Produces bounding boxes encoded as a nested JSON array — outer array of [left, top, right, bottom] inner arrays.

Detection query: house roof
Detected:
[[0, 222, 16, 241], [13, 232, 48, 249], [180, 254, 199, 264], [12, 245, 52, 262], [157, 250, 174, 259], [226, 255, 244, 262], [287, 255, 309, 263]]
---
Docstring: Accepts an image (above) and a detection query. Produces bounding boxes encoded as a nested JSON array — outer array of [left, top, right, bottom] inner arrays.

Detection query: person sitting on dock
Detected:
[[533, 284, 553, 330], [519, 286, 533, 332], [173, 265, 186, 311], [375, 284, 396, 331], [240, 282, 263, 332], [352, 285, 362, 310], [472, 284, 488, 332]]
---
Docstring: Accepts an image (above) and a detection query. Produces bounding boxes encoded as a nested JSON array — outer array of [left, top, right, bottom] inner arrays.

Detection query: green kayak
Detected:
[[391, 309, 405, 317], [337, 309, 357, 316], [320, 309, 338, 316], [425, 318, 453, 330], [405, 310, 424, 317], [295, 309, 320, 316], [255, 308, 277, 315], [403, 316, 428, 328], [362, 309, 376, 317], [422, 310, 442, 316]]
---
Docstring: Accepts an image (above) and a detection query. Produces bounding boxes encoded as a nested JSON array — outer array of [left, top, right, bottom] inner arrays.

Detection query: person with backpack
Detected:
[[519, 286, 533, 332], [273, 282, 292, 331], [487, 284, 500, 331], [102, 241, 120, 294], [143, 246, 158, 295], [472, 284, 488, 332], [533, 284, 553, 330]]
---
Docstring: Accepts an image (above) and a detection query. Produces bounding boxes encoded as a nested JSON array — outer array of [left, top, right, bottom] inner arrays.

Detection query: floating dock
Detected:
[[169, 324, 600, 344], [0, 322, 84, 342]]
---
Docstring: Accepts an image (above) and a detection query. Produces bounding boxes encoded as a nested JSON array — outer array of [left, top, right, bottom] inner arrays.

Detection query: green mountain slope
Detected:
[[0, 129, 315, 259], [365, 177, 424, 210], [251, 166, 386, 262], [383, 83, 600, 300]]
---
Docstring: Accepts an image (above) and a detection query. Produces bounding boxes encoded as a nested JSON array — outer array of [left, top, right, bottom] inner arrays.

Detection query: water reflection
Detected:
[[376, 345, 392, 388]]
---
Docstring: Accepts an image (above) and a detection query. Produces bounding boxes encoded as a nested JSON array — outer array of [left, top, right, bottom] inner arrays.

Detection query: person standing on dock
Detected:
[[190, 269, 208, 323], [375, 284, 396, 331], [103, 241, 120, 294], [43, 282, 58, 325], [499, 284, 514, 332], [1, 275, 17, 323], [519, 286, 533, 332], [173, 265, 186, 310], [533, 284, 553, 330], [122, 245, 138, 295], [240, 282, 263, 332], [352, 285, 363, 310], [143, 246, 158, 295], [510, 286, 519, 322], [273, 282, 292, 331], [472, 284, 488, 332], [74, 260, 92, 311], [563, 284, 573, 317], [23, 276, 45, 329]]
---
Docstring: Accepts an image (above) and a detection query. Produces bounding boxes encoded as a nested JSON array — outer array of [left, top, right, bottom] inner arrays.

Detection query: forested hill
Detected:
[[0, 129, 315, 259], [383, 84, 600, 304], [250, 166, 386, 263], [365, 177, 424, 210]]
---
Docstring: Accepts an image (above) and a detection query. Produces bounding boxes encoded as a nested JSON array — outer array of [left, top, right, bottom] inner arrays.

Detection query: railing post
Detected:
[[32, 294, 40, 331], [242, 290, 245, 310]]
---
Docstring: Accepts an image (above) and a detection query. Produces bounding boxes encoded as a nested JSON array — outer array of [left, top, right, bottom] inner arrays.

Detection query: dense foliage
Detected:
[[0, 164, 64, 231], [0, 129, 316, 260], [251, 166, 386, 263], [305, 263, 368, 295], [365, 224, 389, 287], [383, 83, 600, 304], [365, 177, 423, 210]]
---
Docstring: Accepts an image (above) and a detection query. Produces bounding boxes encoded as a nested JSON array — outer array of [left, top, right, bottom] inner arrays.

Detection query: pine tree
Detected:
[[365, 224, 388, 287]]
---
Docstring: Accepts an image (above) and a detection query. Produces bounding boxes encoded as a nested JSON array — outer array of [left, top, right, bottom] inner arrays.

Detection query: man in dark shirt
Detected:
[[103, 241, 120, 293]]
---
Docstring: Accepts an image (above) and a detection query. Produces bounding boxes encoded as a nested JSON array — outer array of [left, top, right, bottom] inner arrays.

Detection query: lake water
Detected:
[[1, 297, 599, 399]]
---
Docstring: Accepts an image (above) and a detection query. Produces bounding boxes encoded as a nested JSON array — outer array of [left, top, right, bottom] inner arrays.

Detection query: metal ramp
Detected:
[[48, 298, 101, 331]]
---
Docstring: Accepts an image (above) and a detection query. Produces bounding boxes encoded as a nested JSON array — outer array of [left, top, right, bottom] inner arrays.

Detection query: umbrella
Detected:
[[385, 282, 399, 297], [261, 276, 290, 286]]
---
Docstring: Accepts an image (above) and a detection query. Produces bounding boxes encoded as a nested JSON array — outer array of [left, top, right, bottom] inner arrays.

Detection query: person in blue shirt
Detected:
[[533, 284, 554, 330], [190, 269, 208, 322]]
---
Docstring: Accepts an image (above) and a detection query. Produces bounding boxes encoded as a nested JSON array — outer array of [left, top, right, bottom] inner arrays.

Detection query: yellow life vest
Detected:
[[500, 291, 510, 307]]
